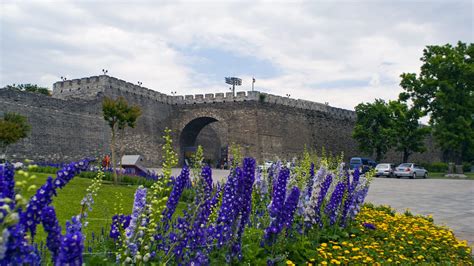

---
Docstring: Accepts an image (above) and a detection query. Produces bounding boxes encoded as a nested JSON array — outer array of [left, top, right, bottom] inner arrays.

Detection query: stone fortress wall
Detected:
[[1, 75, 442, 166]]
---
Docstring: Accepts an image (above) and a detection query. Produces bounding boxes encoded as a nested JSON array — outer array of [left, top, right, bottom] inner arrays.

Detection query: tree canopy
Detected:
[[0, 112, 31, 157], [3, 84, 51, 96], [353, 99, 393, 162], [102, 96, 142, 184], [388, 101, 430, 163], [399, 41, 474, 163]]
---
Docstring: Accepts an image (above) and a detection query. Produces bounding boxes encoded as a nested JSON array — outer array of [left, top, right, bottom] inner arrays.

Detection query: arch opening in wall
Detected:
[[179, 116, 228, 167]]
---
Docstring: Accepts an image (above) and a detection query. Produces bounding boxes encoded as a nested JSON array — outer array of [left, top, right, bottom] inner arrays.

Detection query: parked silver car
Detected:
[[375, 163, 395, 177], [394, 163, 428, 179]]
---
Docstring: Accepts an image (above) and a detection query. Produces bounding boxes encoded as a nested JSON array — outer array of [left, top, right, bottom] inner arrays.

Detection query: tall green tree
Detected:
[[399, 42, 474, 163], [102, 96, 141, 184], [118, 104, 142, 169], [388, 101, 430, 163], [0, 112, 31, 159], [353, 99, 393, 162]]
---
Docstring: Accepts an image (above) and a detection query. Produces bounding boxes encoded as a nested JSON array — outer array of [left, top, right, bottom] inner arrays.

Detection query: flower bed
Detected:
[[1, 155, 472, 265], [304, 204, 472, 265]]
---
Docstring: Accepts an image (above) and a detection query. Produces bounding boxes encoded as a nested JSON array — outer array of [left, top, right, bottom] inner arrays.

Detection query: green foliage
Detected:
[[0, 112, 31, 156], [229, 142, 242, 168], [399, 41, 474, 163], [191, 145, 204, 178], [353, 99, 393, 162], [102, 96, 142, 184], [3, 83, 51, 96], [388, 100, 431, 162], [419, 162, 449, 172]]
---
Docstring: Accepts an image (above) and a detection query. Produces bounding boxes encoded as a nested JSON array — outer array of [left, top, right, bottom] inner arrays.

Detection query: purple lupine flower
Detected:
[[109, 214, 131, 240], [324, 181, 346, 226], [41, 206, 62, 262], [57, 215, 83, 265], [163, 166, 190, 225], [282, 186, 300, 229], [201, 165, 213, 194], [236, 157, 255, 238], [268, 167, 290, 218]]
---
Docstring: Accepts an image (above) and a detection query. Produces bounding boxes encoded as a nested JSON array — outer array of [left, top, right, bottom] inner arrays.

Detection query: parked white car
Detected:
[[394, 163, 428, 179], [375, 163, 395, 177]]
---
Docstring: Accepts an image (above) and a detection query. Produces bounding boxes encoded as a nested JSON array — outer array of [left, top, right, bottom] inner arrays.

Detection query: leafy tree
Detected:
[[399, 42, 474, 163], [118, 104, 142, 169], [102, 96, 141, 184], [3, 84, 51, 96], [0, 112, 31, 159], [388, 101, 430, 163], [353, 99, 393, 162]]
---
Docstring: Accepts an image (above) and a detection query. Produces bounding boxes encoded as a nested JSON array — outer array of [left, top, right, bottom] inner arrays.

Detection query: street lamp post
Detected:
[[225, 77, 242, 96]]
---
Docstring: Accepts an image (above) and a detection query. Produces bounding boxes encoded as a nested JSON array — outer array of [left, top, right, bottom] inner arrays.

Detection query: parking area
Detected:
[[366, 177, 474, 249]]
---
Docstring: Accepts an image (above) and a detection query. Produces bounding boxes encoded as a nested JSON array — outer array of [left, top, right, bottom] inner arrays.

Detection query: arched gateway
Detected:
[[178, 116, 229, 167]]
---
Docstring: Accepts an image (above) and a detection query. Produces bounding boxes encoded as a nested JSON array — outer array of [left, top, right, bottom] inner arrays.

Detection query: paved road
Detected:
[[151, 168, 474, 248], [366, 177, 474, 249]]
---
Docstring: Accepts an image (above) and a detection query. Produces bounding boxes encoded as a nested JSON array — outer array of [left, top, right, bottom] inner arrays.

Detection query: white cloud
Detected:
[[0, 0, 471, 111]]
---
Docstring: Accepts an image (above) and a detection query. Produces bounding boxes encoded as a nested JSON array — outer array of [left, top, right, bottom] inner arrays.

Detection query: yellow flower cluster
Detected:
[[306, 205, 472, 265]]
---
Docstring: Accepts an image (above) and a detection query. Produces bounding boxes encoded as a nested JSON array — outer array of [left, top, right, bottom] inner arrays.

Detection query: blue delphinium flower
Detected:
[[22, 176, 56, 238], [264, 185, 300, 244], [282, 186, 301, 229], [314, 174, 333, 226], [0, 162, 15, 223], [53, 159, 91, 189], [125, 186, 147, 241], [268, 167, 290, 218], [41, 206, 62, 262], [339, 169, 360, 227], [163, 166, 190, 227], [57, 215, 83, 265], [363, 222, 376, 230], [215, 167, 241, 247], [0, 162, 15, 200], [324, 181, 346, 226], [306, 162, 315, 199], [109, 214, 131, 240], [1, 220, 40, 265], [201, 165, 213, 194], [236, 157, 256, 238]]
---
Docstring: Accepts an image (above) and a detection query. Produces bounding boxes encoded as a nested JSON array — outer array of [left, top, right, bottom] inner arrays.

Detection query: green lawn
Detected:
[[17, 171, 139, 244], [428, 172, 474, 180]]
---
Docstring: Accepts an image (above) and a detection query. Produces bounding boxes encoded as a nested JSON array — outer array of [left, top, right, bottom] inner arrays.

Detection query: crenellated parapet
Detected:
[[170, 91, 355, 120], [52, 75, 355, 119], [52, 75, 174, 103]]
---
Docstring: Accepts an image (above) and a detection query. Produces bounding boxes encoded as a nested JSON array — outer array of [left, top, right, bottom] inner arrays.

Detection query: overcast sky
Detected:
[[1, 0, 472, 111]]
